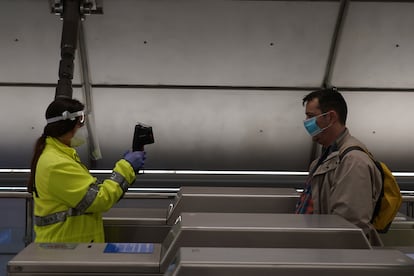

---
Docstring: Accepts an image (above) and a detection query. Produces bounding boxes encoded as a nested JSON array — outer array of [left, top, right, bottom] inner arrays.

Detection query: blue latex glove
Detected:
[[123, 151, 146, 172]]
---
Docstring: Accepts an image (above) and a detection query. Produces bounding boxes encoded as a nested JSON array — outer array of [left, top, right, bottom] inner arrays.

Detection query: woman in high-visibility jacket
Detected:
[[28, 98, 145, 243]]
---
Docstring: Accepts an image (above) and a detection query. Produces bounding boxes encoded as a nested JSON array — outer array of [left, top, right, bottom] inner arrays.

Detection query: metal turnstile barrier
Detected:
[[158, 212, 371, 272], [165, 247, 414, 276], [103, 186, 299, 243], [165, 186, 299, 225], [104, 207, 171, 243], [9, 213, 371, 275], [8, 242, 162, 276], [380, 213, 414, 247]]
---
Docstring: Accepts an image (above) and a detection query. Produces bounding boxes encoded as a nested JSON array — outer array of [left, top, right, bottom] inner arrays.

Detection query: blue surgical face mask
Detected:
[[303, 112, 331, 136]]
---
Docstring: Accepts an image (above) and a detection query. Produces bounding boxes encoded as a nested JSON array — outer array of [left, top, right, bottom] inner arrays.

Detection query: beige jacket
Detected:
[[310, 129, 383, 246]]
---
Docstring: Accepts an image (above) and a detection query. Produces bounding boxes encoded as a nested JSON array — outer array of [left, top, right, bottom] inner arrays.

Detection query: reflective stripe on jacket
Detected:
[[33, 137, 136, 243]]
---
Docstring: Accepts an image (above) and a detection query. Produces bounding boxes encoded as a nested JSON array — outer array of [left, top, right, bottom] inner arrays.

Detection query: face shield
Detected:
[[46, 110, 85, 124], [46, 110, 87, 148]]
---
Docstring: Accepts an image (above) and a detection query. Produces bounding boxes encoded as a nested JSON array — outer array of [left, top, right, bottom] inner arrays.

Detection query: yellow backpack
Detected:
[[340, 146, 402, 233]]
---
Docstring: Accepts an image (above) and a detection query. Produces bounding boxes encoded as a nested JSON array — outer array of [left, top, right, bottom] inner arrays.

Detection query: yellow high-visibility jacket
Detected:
[[33, 137, 136, 243]]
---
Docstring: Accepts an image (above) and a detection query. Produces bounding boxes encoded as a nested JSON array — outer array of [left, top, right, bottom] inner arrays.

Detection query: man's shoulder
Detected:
[[338, 131, 368, 154]]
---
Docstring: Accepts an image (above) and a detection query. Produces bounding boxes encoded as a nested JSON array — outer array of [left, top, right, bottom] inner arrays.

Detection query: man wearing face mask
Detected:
[[296, 88, 383, 246], [28, 98, 146, 243]]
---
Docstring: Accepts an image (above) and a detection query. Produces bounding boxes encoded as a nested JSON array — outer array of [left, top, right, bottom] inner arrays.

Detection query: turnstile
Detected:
[[9, 213, 371, 275], [158, 212, 371, 271], [104, 207, 171, 243], [165, 186, 299, 225], [380, 213, 414, 247], [103, 186, 299, 242], [165, 247, 414, 276], [8, 242, 161, 276]]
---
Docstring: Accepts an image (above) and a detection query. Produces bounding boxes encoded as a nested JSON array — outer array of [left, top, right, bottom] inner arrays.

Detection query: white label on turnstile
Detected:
[[104, 243, 154, 254], [407, 253, 414, 260], [39, 243, 77, 249]]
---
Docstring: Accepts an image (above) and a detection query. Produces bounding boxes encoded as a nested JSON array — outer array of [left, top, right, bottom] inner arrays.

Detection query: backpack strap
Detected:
[[339, 146, 382, 178], [339, 146, 366, 161], [339, 145, 383, 177]]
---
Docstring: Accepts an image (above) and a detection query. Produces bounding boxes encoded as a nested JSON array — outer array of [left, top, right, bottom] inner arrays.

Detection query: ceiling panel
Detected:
[[343, 91, 414, 171], [84, 0, 339, 87], [332, 2, 414, 88], [92, 88, 312, 171], [0, 0, 81, 84]]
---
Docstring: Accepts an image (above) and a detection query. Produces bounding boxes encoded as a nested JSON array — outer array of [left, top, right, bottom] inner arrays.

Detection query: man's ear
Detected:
[[328, 110, 339, 124]]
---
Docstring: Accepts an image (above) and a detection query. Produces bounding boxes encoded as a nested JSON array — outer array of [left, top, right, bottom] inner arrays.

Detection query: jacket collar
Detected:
[[334, 128, 349, 149], [322, 128, 348, 153], [46, 136, 80, 162]]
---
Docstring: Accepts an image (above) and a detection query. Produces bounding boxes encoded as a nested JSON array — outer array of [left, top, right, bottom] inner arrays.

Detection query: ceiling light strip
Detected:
[[1, 169, 414, 177]]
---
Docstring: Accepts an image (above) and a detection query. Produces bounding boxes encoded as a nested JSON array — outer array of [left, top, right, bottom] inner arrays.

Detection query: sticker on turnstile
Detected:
[[39, 243, 78, 249], [104, 243, 154, 254], [407, 253, 414, 260]]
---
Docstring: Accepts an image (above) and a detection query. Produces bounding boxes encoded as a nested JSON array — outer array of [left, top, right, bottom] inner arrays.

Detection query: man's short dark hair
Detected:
[[302, 88, 348, 125]]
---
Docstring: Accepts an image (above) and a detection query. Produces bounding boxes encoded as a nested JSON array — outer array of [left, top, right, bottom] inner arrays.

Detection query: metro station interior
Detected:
[[1, 0, 414, 275]]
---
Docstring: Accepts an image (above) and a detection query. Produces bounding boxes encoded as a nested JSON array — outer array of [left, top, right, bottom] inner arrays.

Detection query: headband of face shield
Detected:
[[46, 110, 85, 124], [303, 112, 331, 136]]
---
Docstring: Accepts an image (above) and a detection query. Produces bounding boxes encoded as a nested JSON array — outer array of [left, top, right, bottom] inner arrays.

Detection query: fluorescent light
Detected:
[[393, 172, 414, 177], [128, 187, 180, 192], [88, 170, 311, 176], [2, 169, 414, 177], [0, 187, 27, 191], [0, 169, 30, 173]]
